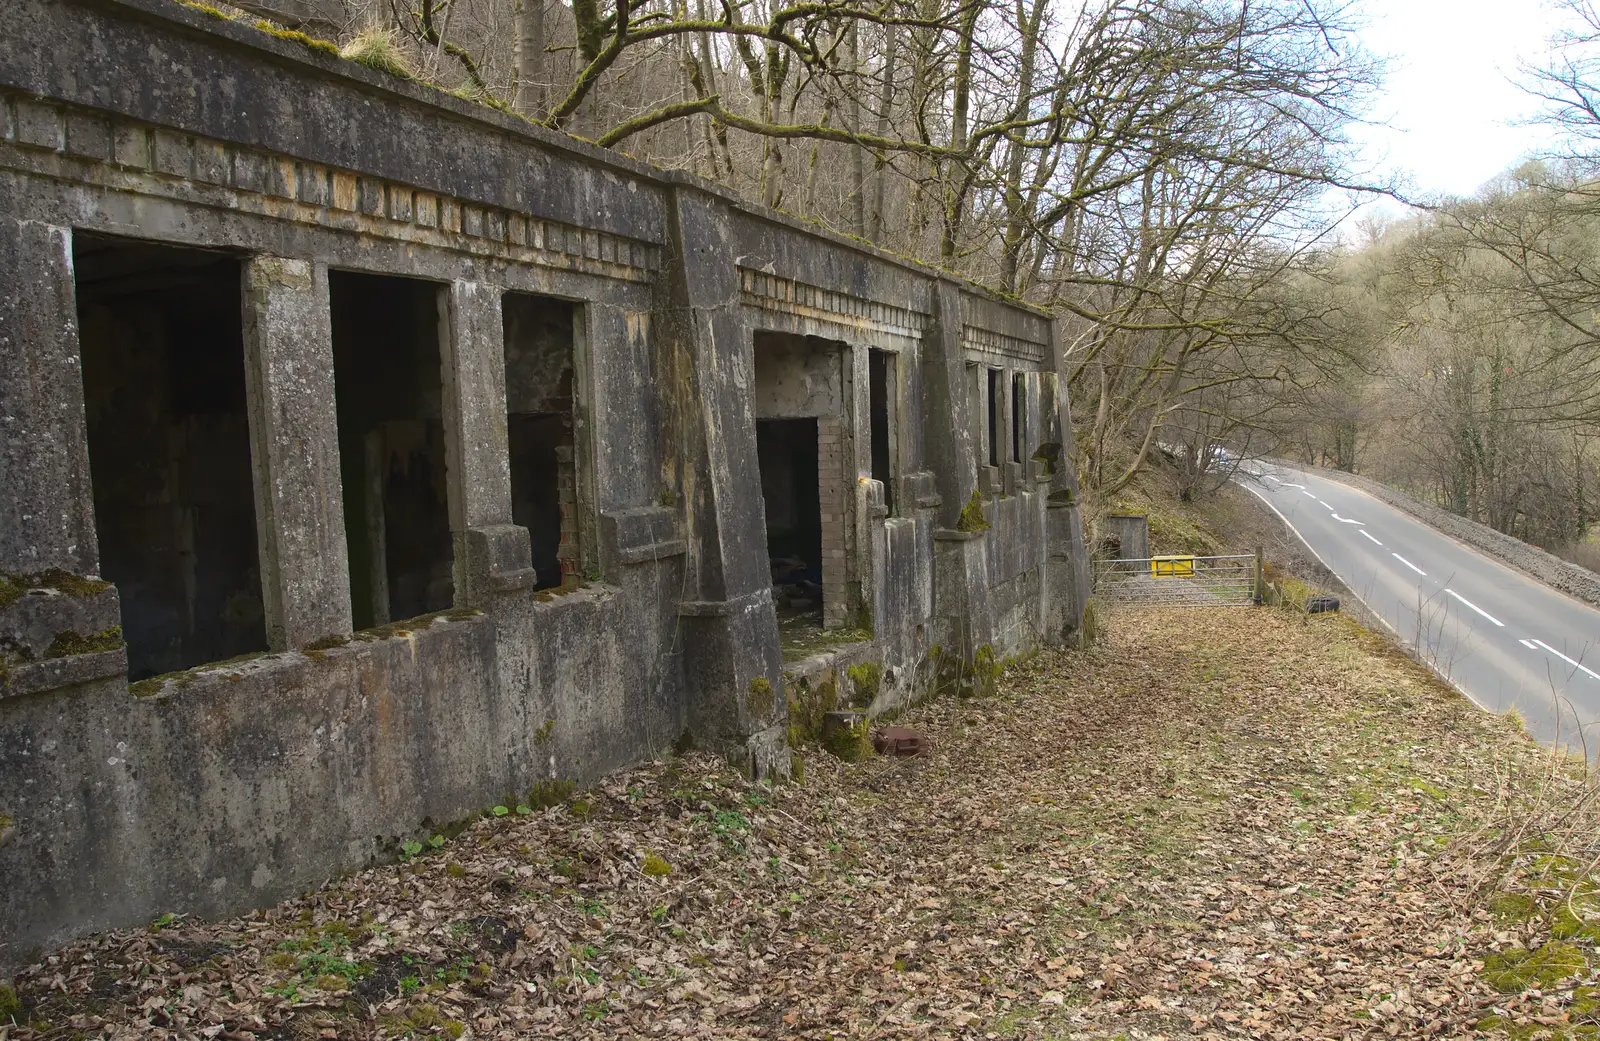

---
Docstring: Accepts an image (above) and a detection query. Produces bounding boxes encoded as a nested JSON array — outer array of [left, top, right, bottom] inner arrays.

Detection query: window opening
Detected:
[[329, 271, 453, 629], [987, 367, 1001, 467], [503, 293, 580, 591], [74, 232, 267, 679], [868, 348, 895, 514]]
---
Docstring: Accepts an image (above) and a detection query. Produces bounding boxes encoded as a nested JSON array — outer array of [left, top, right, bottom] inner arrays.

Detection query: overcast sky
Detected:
[[1352, 0, 1566, 209]]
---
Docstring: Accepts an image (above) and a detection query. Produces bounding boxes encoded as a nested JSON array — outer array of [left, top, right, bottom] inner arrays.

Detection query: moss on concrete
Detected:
[[956, 490, 990, 533], [533, 579, 590, 603], [785, 673, 838, 747], [354, 607, 482, 642], [932, 643, 1003, 700], [526, 779, 575, 809], [821, 715, 871, 762], [745, 676, 775, 717], [253, 19, 340, 56], [846, 661, 882, 707], [44, 625, 123, 659], [0, 982, 19, 1022], [0, 568, 111, 610], [1080, 597, 1100, 646]]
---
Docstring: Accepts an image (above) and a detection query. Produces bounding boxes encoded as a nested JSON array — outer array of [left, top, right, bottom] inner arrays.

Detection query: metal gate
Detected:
[[1093, 554, 1261, 606]]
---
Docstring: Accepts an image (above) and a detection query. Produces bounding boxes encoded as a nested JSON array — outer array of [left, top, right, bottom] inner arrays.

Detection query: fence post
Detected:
[[1254, 546, 1265, 604]]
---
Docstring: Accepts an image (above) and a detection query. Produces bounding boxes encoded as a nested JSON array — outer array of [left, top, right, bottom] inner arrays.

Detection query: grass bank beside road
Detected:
[[8, 608, 1600, 1040]]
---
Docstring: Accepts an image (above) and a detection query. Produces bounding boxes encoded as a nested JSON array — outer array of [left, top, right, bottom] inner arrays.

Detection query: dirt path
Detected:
[[8, 608, 1592, 1040]]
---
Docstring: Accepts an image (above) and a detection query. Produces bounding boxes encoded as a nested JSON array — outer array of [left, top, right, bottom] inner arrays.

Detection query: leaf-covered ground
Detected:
[[9, 607, 1599, 1040]]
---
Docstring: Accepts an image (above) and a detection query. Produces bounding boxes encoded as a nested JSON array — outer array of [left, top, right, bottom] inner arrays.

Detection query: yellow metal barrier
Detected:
[[1149, 555, 1195, 577]]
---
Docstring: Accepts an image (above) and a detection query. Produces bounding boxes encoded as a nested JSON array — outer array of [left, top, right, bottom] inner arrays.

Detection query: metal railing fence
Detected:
[[1093, 553, 1261, 606]]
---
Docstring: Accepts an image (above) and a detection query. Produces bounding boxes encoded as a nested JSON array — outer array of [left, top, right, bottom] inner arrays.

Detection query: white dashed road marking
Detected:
[[1531, 639, 1600, 682], [1264, 475, 1281, 482], [1445, 589, 1505, 627], [1392, 553, 1426, 576], [1359, 530, 1382, 545], [1303, 490, 1318, 498], [1331, 513, 1362, 524]]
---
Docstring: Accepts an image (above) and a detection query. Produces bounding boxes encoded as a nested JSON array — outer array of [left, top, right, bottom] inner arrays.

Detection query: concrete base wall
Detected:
[[0, 560, 686, 966], [0, 0, 1092, 972]]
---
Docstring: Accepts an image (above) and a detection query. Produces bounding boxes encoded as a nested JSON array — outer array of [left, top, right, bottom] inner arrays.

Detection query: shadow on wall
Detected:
[[74, 232, 267, 679], [328, 270, 454, 628]]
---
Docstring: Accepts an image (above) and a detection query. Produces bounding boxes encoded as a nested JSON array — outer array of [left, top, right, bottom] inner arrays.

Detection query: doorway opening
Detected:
[[757, 417, 823, 623]]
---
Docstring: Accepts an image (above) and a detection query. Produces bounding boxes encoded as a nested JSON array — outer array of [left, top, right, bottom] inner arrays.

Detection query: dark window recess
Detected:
[[987, 368, 1001, 467], [329, 271, 454, 629], [503, 293, 578, 591], [1013, 372, 1026, 464], [74, 233, 267, 680], [869, 349, 895, 514], [757, 418, 822, 613]]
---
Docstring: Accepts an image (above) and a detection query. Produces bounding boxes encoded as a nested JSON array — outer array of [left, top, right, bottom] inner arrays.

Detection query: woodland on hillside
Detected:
[[278, 0, 1600, 561], [294, 0, 1384, 495], [1268, 1, 1600, 566]]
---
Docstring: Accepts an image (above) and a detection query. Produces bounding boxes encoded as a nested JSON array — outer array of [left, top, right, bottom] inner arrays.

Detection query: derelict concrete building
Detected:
[[0, 0, 1091, 966]]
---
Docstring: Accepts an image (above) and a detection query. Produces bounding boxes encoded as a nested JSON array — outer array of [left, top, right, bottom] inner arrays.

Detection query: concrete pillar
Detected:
[[1042, 316, 1090, 644], [818, 414, 849, 629], [0, 219, 97, 576], [438, 280, 535, 604], [241, 256, 353, 649], [922, 280, 979, 530], [656, 184, 786, 778]]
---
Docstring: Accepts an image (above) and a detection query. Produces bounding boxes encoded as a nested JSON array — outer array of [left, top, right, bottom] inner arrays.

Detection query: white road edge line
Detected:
[[1234, 477, 1494, 714], [1283, 483, 1306, 489], [1392, 553, 1426, 576], [1444, 588, 1505, 627], [1531, 639, 1600, 682], [1359, 530, 1382, 545], [1520, 639, 1537, 649]]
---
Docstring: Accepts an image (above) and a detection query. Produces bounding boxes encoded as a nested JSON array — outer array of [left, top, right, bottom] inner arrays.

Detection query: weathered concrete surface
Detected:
[[0, 0, 1092, 971], [242, 256, 353, 649], [0, 216, 96, 576]]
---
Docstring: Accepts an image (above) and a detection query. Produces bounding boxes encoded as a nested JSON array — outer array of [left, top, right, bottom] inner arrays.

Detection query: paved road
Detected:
[[1239, 463, 1600, 753]]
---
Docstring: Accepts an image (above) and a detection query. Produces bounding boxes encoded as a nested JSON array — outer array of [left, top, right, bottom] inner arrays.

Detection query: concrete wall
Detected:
[[0, 0, 1091, 970]]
